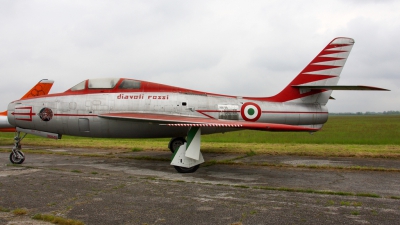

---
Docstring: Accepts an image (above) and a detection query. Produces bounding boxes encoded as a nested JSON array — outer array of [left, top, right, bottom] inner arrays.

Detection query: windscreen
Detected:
[[70, 80, 86, 91]]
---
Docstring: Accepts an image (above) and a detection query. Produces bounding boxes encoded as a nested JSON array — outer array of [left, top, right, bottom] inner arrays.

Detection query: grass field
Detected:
[[202, 115, 400, 145], [0, 115, 399, 157]]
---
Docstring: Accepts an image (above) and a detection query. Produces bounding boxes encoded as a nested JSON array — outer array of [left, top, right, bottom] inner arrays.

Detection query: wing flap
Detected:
[[99, 113, 319, 132]]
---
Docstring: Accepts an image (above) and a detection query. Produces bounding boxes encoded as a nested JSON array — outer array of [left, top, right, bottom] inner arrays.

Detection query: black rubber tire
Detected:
[[10, 151, 25, 164], [174, 165, 200, 173], [168, 137, 186, 153]]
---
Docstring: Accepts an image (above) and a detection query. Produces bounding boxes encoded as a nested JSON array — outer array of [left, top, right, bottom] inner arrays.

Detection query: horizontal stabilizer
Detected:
[[292, 85, 390, 91]]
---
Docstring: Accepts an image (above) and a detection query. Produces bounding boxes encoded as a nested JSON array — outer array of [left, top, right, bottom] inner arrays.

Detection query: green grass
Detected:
[[131, 147, 143, 152], [32, 213, 85, 225], [341, 201, 351, 206], [0, 115, 399, 157], [326, 200, 335, 206], [246, 150, 257, 156], [356, 193, 380, 198], [1, 115, 400, 144], [202, 115, 400, 145], [12, 208, 28, 215], [0, 206, 10, 212]]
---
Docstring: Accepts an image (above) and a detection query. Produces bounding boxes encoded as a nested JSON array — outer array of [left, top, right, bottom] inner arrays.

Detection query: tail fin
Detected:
[[20, 79, 54, 100], [247, 37, 355, 104]]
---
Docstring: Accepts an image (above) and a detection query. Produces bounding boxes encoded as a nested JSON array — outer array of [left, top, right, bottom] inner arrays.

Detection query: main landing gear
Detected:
[[10, 132, 27, 164], [169, 137, 199, 173], [169, 127, 204, 173], [168, 136, 200, 173]]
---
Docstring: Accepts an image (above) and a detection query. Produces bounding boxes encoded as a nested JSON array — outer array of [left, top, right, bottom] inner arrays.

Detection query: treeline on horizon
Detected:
[[329, 110, 400, 115]]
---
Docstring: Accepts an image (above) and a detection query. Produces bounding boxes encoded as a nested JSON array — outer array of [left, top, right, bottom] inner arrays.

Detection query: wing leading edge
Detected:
[[99, 113, 319, 132]]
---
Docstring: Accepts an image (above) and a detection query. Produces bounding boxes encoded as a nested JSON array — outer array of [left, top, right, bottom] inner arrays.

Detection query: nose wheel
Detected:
[[10, 132, 27, 164], [10, 150, 25, 164]]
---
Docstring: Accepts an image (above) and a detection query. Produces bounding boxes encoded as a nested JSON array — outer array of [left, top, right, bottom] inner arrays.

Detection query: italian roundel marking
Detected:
[[241, 102, 261, 122]]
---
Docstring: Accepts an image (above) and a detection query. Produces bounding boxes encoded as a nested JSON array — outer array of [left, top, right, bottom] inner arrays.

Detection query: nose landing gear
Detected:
[[10, 132, 27, 164]]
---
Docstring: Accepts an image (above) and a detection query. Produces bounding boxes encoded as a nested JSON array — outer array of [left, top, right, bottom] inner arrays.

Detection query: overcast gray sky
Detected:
[[1, 0, 399, 112]]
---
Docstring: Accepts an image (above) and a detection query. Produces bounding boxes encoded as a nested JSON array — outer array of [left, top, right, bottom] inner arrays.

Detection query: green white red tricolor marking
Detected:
[[241, 102, 261, 122]]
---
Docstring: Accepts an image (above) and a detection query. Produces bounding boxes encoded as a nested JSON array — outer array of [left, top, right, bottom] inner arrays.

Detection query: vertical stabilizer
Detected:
[[20, 79, 54, 99], [248, 37, 355, 104]]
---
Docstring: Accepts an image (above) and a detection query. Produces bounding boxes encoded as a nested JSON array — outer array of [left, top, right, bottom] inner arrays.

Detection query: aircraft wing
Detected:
[[99, 113, 319, 132], [292, 85, 390, 91]]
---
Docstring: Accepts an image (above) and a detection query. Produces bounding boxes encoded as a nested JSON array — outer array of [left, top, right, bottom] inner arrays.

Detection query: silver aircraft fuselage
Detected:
[[7, 80, 327, 139]]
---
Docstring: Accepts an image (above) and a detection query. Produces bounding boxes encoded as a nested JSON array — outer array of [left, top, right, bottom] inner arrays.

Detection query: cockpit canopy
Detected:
[[69, 78, 141, 92], [65, 77, 208, 96]]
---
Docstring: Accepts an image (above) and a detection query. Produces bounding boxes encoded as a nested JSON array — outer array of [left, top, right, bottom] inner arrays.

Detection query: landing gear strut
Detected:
[[169, 137, 200, 173], [10, 132, 27, 164], [170, 127, 204, 173]]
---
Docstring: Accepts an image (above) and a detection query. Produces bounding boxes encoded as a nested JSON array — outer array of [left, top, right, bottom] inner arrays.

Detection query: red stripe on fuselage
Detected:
[[54, 114, 98, 117], [197, 110, 327, 114], [196, 110, 327, 118], [262, 111, 328, 114]]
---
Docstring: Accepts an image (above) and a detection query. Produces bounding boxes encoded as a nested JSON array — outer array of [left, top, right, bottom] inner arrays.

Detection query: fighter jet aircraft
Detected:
[[0, 79, 54, 132], [6, 37, 388, 172]]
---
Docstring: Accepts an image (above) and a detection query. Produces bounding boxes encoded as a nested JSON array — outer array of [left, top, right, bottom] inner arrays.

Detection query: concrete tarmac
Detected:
[[0, 147, 399, 224]]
